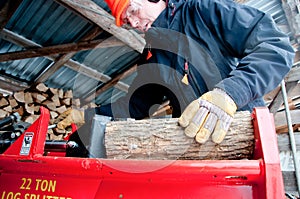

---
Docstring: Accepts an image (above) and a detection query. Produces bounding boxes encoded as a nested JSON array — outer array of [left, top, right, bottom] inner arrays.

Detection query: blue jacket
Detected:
[[97, 0, 294, 119]]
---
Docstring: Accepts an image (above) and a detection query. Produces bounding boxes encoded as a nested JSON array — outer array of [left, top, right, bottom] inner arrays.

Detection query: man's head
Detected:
[[105, 0, 166, 32]]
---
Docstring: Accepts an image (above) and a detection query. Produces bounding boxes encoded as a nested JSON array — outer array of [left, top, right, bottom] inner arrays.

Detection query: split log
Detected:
[[36, 82, 48, 92], [0, 98, 9, 107], [0, 109, 8, 118], [8, 97, 18, 108], [13, 91, 25, 103], [105, 111, 254, 160]]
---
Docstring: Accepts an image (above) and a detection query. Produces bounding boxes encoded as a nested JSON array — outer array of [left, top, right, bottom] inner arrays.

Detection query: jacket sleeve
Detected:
[[193, 0, 295, 108]]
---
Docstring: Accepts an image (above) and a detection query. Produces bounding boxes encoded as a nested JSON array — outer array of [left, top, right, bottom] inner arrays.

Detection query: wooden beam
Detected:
[[32, 26, 102, 83], [274, 109, 300, 133], [285, 65, 300, 83], [55, 0, 145, 53], [0, 0, 23, 31], [0, 37, 125, 62], [0, 28, 41, 48], [269, 81, 298, 114], [0, 74, 29, 92]]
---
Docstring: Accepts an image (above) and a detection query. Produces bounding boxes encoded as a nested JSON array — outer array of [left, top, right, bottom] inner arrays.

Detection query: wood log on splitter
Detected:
[[105, 111, 255, 160]]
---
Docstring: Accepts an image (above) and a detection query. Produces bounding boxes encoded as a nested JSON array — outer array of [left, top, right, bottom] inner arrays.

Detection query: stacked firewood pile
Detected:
[[0, 83, 95, 140]]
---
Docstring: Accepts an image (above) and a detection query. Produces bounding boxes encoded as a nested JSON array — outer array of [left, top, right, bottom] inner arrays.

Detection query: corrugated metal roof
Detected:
[[0, 0, 140, 105]]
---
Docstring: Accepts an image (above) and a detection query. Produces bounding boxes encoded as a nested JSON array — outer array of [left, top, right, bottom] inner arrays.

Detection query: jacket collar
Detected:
[[151, 0, 185, 29]]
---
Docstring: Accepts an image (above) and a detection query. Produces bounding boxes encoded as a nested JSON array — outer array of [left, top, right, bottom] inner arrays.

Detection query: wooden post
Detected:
[[105, 111, 254, 160]]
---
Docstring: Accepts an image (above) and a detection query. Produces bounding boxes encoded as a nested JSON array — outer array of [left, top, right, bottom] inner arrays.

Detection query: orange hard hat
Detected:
[[105, 0, 130, 26]]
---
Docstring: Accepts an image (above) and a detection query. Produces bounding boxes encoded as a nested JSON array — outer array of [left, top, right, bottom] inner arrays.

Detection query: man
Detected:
[[59, 0, 294, 145]]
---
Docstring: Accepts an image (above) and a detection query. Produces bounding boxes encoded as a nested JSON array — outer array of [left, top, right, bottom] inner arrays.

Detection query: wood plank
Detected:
[[0, 38, 124, 62], [269, 81, 298, 114], [274, 109, 300, 132], [285, 66, 300, 83], [36, 27, 103, 82], [55, 0, 145, 53], [0, 73, 29, 92]]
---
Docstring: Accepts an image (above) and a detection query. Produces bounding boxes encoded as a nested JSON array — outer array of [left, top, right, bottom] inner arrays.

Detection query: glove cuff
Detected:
[[200, 89, 237, 116], [213, 88, 236, 106]]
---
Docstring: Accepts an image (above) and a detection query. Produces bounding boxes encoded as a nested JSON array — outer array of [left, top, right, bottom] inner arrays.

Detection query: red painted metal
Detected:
[[0, 107, 285, 199]]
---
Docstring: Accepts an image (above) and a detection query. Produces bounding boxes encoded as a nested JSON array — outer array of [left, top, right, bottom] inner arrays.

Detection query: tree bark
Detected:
[[105, 111, 254, 160]]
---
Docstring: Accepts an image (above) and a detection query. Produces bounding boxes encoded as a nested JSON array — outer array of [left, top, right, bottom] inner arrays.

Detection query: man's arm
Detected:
[[197, 0, 294, 108]]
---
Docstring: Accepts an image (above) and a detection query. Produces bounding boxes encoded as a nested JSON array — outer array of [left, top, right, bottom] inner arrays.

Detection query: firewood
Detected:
[[274, 109, 300, 133], [50, 111, 59, 119], [14, 91, 25, 103], [58, 89, 64, 99], [32, 93, 47, 103], [44, 101, 56, 111], [3, 106, 12, 113], [64, 90, 73, 99], [51, 95, 61, 107], [24, 115, 39, 124], [15, 106, 24, 117], [0, 83, 83, 138], [0, 109, 8, 118], [72, 98, 81, 108], [0, 98, 9, 107], [33, 105, 40, 113], [49, 88, 58, 96], [25, 104, 35, 115], [55, 128, 65, 134], [24, 92, 33, 104], [105, 111, 254, 160], [62, 98, 71, 106], [8, 97, 18, 108], [56, 105, 67, 114], [36, 82, 48, 92]]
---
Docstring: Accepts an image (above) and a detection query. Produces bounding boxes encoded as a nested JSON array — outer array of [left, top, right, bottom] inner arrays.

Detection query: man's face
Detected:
[[121, 0, 165, 32]]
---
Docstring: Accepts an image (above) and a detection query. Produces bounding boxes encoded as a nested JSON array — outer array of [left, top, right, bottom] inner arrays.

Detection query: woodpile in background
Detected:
[[0, 83, 96, 140]]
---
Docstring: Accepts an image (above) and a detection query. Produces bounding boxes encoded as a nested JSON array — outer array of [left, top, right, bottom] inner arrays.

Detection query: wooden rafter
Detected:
[[36, 26, 104, 83], [55, 0, 146, 53], [0, 37, 124, 62]]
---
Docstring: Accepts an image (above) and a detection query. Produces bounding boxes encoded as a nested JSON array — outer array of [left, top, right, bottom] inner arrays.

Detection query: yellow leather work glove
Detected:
[[178, 88, 237, 144], [57, 109, 85, 130]]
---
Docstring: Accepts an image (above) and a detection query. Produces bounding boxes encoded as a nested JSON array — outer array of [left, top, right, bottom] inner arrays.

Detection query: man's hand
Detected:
[[178, 89, 237, 144], [57, 109, 85, 130]]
